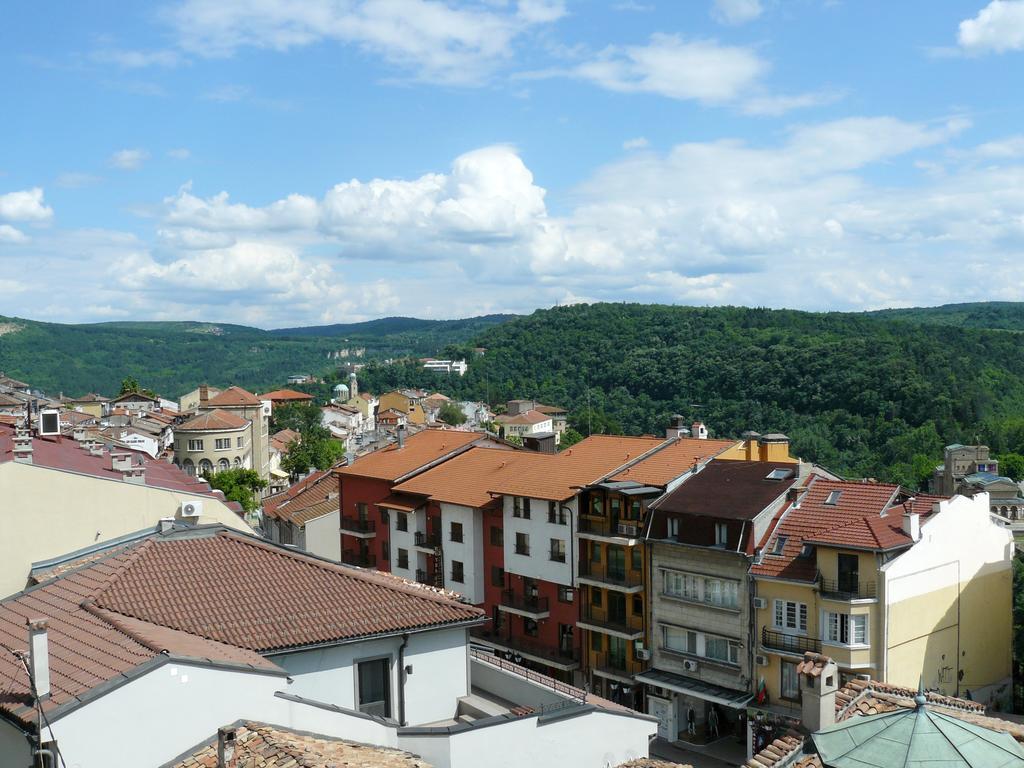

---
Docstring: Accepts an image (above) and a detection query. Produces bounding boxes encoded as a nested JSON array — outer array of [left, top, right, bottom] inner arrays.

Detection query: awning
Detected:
[[375, 493, 424, 512], [635, 668, 753, 709], [270, 468, 290, 479], [619, 485, 664, 496]]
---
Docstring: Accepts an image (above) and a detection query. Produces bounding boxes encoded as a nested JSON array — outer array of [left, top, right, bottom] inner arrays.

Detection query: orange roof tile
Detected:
[[263, 469, 337, 525], [178, 408, 249, 431], [260, 388, 314, 402], [609, 437, 738, 487], [393, 447, 543, 508], [205, 386, 262, 407], [336, 429, 488, 482], [494, 409, 552, 426]]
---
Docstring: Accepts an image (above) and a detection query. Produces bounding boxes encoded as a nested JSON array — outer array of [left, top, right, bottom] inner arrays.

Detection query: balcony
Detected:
[[342, 549, 376, 568], [414, 530, 441, 551], [578, 605, 644, 641], [590, 650, 646, 683], [577, 516, 643, 543], [470, 627, 580, 671], [340, 517, 376, 538], [498, 589, 550, 619], [761, 627, 821, 656], [416, 567, 438, 586], [578, 562, 644, 593], [819, 577, 877, 601]]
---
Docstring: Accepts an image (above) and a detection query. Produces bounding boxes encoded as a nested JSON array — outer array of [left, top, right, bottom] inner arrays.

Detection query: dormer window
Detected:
[[771, 535, 788, 555], [799, 543, 814, 558], [766, 468, 794, 481], [825, 490, 842, 506]]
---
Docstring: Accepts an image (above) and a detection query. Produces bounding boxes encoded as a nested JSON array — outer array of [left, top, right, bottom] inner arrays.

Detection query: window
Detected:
[[774, 599, 808, 632], [631, 546, 642, 571], [664, 626, 697, 655], [397, 548, 409, 570], [524, 617, 538, 637], [669, 518, 680, 538], [451, 560, 464, 583], [396, 513, 408, 532], [380, 508, 390, 524], [825, 612, 868, 646], [450, 522, 464, 543], [714, 523, 728, 547], [187, 439, 204, 452], [610, 496, 621, 516], [523, 497, 531, 518], [215, 437, 231, 450], [771, 535, 788, 555], [705, 636, 740, 665], [663, 570, 739, 610], [549, 538, 566, 562], [558, 586, 574, 603], [766, 468, 794, 481], [491, 566, 505, 588], [490, 526, 503, 546], [218, 458, 229, 471], [237, 436, 244, 447], [357, 502, 368, 518], [591, 631, 603, 652], [182, 458, 195, 476], [825, 490, 842, 506], [781, 661, 800, 700], [513, 497, 531, 519], [548, 501, 566, 524], [357, 658, 391, 717], [664, 571, 700, 601], [198, 459, 213, 477], [632, 593, 643, 616], [515, 532, 530, 556], [591, 588, 603, 607], [591, 495, 603, 516], [591, 543, 602, 563]]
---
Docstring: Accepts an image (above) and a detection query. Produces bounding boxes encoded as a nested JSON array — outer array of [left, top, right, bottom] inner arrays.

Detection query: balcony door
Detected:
[[607, 545, 626, 581], [838, 553, 859, 593], [608, 591, 627, 624], [608, 636, 627, 670]]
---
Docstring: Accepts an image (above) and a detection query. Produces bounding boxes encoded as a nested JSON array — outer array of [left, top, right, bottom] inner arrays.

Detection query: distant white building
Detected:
[[423, 359, 468, 376]]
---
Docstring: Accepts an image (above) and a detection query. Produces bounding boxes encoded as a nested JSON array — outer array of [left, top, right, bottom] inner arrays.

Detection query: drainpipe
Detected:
[[398, 633, 409, 726]]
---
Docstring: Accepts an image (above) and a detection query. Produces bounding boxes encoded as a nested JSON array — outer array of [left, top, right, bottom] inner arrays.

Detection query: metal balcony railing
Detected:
[[340, 517, 376, 534], [500, 589, 550, 614], [578, 517, 643, 538], [580, 605, 643, 636], [471, 627, 579, 665], [578, 561, 643, 589], [414, 530, 440, 548], [416, 567, 437, 585], [761, 627, 821, 655], [341, 549, 376, 568], [818, 577, 876, 600]]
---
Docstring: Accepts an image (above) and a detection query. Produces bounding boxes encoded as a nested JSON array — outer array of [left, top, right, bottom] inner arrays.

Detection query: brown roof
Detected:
[[169, 722, 432, 768], [270, 427, 301, 452], [393, 447, 540, 508], [0, 527, 483, 729], [111, 391, 159, 403], [260, 388, 314, 402], [178, 408, 249, 431], [205, 386, 262, 407], [487, 435, 667, 502], [609, 437, 738, 487], [494, 409, 552, 426], [336, 429, 486, 482], [263, 469, 337, 525], [653, 460, 798, 519]]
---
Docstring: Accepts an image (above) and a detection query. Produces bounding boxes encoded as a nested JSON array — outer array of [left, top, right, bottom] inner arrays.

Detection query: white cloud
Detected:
[[623, 137, 649, 150], [164, 0, 563, 85], [167, 148, 191, 160], [92, 48, 183, 68], [742, 90, 842, 116], [55, 172, 102, 189], [958, 0, 1024, 54], [0, 188, 54, 222], [110, 149, 150, 170], [0, 225, 28, 243], [711, 0, 763, 25], [202, 84, 250, 102]]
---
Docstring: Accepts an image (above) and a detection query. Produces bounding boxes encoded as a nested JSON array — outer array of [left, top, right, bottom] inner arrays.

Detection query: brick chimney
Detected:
[[199, 384, 209, 404], [799, 652, 839, 732], [217, 726, 237, 768], [13, 429, 32, 464]]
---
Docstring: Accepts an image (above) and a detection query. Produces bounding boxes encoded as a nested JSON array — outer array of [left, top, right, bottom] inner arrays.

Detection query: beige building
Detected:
[[0, 423, 251, 597], [174, 408, 252, 477]]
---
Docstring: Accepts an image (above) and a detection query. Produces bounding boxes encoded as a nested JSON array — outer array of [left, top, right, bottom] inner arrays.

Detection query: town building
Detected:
[[931, 443, 1000, 496], [493, 409, 555, 442], [503, 399, 568, 441], [639, 459, 803, 743], [262, 468, 341, 560], [0, 525, 655, 768], [259, 388, 315, 411], [195, 386, 271, 481], [173, 408, 252, 477], [0, 423, 251, 597], [422, 358, 468, 376], [958, 470, 1024, 533], [0, 372, 30, 394], [59, 392, 109, 418], [106, 390, 161, 414], [378, 390, 430, 426], [751, 483, 1012, 715]]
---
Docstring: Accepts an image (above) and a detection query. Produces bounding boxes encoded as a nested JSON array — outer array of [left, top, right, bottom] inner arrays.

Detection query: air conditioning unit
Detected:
[[617, 522, 640, 537], [38, 409, 61, 436], [180, 500, 203, 520], [755, 654, 769, 667], [753, 597, 767, 610], [683, 659, 699, 672], [636, 648, 651, 661]]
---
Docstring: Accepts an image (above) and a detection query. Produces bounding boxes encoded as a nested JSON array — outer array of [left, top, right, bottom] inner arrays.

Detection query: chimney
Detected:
[[199, 385, 209, 404], [158, 518, 176, 533], [217, 726, 237, 768], [110, 453, 132, 472], [800, 652, 838, 732], [122, 466, 146, 484], [691, 421, 708, 440], [13, 431, 33, 464], [72, 426, 87, 442], [665, 414, 690, 439], [397, 423, 406, 449], [787, 486, 808, 508], [88, 443, 105, 458], [903, 509, 921, 542], [27, 618, 50, 700]]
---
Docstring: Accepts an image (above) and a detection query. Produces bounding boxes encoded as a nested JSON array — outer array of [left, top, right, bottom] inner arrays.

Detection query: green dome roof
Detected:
[[813, 696, 1024, 768]]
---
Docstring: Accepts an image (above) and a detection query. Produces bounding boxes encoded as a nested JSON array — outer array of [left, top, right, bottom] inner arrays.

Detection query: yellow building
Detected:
[[752, 479, 1012, 712], [378, 390, 428, 426], [61, 393, 109, 419]]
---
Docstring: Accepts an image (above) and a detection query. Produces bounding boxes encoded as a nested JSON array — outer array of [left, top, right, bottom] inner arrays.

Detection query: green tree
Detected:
[[119, 376, 157, 399], [438, 401, 467, 426], [206, 468, 267, 514], [559, 427, 584, 450], [998, 453, 1024, 482]]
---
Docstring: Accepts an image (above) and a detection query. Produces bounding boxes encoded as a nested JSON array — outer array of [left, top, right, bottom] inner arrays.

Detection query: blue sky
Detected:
[[2, 0, 1024, 327]]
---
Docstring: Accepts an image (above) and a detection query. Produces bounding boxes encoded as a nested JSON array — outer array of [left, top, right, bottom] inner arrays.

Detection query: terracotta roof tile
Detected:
[[610, 437, 739, 487], [336, 429, 488, 482], [260, 389, 314, 402], [177, 408, 249, 431], [168, 722, 432, 768], [494, 409, 552, 426], [263, 470, 338, 526], [205, 386, 262, 407], [393, 447, 545, 509]]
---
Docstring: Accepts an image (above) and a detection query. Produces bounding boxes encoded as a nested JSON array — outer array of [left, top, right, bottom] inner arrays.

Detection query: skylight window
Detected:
[[825, 490, 842, 506], [766, 468, 794, 481], [771, 535, 788, 555], [799, 543, 814, 558]]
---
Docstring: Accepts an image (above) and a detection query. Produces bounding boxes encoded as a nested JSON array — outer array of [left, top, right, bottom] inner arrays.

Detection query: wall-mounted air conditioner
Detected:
[[752, 597, 767, 610], [636, 648, 651, 661], [683, 659, 698, 672], [181, 500, 203, 520], [755, 654, 769, 666]]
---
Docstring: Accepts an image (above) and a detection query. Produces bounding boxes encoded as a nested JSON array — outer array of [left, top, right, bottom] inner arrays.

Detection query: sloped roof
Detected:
[[205, 386, 262, 407], [110, 391, 159, 403], [494, 409, 552, 426], [393, 447, 536, 508], [178, 408, 249, 431], [168, 722, 432, 768], [260, 388, 314, 402], [0, 527, 483, 729], [270, 428, 301, 452], [336, 429, 486, 482], [652, 460, 796, 521], [609, 437, 737, 487], [262, 469, 337, 525]]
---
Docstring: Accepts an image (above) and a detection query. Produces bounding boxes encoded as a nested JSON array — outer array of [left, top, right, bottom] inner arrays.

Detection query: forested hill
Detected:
[[868, 302, 1024, 331], [0, 314, 513, 397], [355, 303, 1024, 485]]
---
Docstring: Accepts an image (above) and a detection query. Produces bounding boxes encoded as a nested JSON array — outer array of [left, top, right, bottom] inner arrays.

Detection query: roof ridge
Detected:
[[88, 537, 156, 605], [81, 602, 165, 655]]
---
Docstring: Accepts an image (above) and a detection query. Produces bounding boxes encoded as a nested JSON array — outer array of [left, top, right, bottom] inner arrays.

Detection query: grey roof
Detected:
[[964, 472, 1015, 487], [813, 695, 1024, 768], [634, 668, 752, 709]]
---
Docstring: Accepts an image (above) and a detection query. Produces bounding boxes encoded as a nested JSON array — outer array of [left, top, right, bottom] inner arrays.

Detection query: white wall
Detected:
[[440, 503, 484, 603], [503, 496, 576, 586], [272, 627, 468, 726], [305, 510, 341, 562], [389, 507, 419, 580]]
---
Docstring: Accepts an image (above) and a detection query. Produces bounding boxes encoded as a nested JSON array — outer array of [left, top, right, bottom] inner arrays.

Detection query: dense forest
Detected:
[[0, 314, 512, 397], [352, 303, 1024, 486]]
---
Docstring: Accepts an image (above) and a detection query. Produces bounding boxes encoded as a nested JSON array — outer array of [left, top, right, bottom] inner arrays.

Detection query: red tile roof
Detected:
[[262, 469, 337, 525], [260, 388, 314, 402], [494, 409, 552, 426], [270, 428, 301, 452], [0, 527, 483, 728], [609, 437, 738, 487], [177, 408, 249, 431], [336, 429, 488, 482], [393, 447, 541, 508], [205, 386, 262, 407]]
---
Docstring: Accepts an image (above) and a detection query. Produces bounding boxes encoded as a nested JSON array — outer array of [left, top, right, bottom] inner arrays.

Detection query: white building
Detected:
[[0, 525, 654, 768], [423, 359, 469, 376]]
